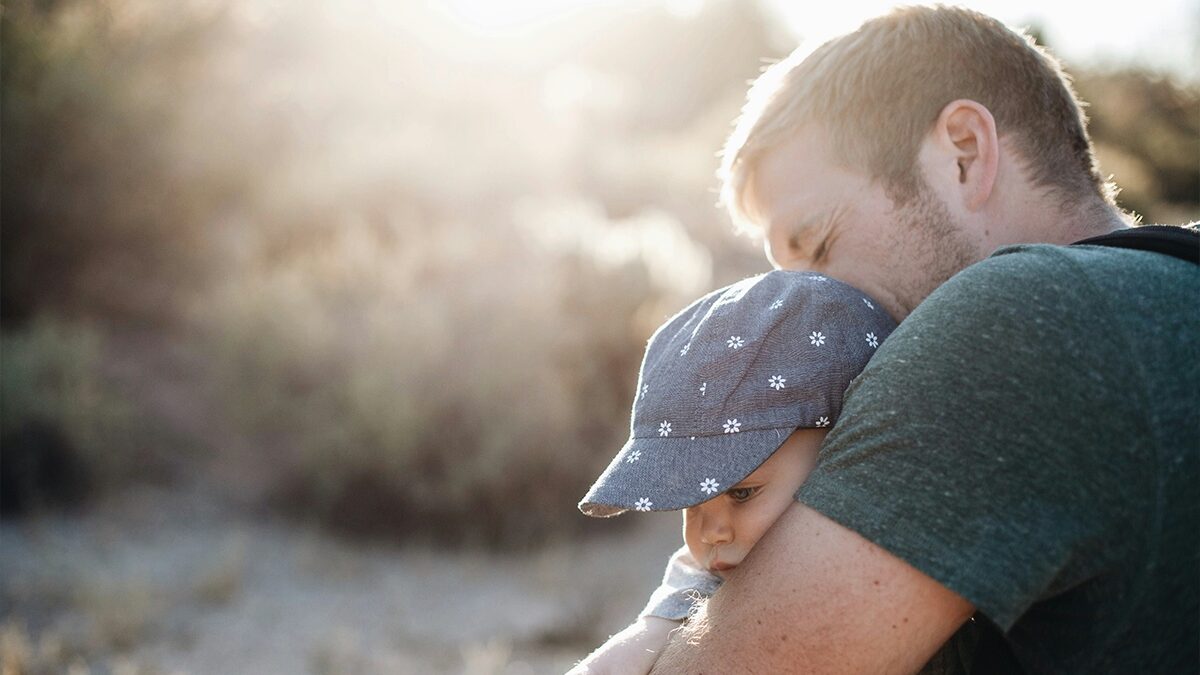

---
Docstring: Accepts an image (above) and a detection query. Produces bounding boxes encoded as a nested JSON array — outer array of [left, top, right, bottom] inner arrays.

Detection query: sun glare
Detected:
[[765, 0, 1197, 81], [438, 0, 622, 36]]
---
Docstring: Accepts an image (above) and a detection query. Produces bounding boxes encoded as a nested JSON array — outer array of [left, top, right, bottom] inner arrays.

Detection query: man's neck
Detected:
[[1057, 197, 1131, 242], [1012, 195, 1130, 247]]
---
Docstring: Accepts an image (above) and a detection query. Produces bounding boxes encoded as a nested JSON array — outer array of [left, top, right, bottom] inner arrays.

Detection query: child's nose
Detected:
[[700, 506, 733, 546]]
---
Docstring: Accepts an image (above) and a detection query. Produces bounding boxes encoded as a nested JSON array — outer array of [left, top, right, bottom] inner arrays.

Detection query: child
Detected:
[[568, 269, 897, 674]]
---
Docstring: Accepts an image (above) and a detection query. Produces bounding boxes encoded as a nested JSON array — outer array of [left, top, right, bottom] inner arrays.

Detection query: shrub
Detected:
[[192, 206, 709, 547], [0, 318, 142, 513]]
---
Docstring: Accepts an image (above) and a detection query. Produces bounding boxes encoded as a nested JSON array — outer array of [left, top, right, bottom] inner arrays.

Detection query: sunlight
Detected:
[[766, 0, 1197, 81], [438, 0, 621, 36]]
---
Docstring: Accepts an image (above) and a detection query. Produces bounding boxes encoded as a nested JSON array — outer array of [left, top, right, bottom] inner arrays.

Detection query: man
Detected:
[[648, 6, 1198, 673]]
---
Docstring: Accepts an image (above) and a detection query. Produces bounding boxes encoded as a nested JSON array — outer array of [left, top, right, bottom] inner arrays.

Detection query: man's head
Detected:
[[721, 6, 1122, 319]]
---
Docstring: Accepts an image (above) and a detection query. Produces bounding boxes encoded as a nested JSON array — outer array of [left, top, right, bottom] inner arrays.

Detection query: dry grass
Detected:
[[190, 216, 690, 547], [189, 534, 247, 607]]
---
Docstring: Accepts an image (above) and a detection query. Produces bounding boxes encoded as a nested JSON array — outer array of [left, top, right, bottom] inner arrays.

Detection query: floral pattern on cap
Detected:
[[578, 270, 898, 517]]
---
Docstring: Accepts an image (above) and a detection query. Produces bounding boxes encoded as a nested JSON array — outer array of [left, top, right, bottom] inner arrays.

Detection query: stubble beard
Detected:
[[887, 185, 981, 317]]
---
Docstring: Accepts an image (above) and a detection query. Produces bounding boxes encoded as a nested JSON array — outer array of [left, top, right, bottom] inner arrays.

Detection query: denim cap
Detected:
[[579, 270, 896, 517]]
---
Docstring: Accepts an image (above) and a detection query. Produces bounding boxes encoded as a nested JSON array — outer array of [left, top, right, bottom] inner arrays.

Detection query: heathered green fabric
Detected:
[[796, 242, 1199, 673]]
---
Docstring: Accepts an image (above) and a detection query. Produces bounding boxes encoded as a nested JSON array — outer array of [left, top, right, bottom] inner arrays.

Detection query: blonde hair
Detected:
[[719, 5, 1115, 232]]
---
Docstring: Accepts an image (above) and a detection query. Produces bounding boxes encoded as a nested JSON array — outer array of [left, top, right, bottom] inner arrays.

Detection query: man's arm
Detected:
[[650, 503, 973, 674]]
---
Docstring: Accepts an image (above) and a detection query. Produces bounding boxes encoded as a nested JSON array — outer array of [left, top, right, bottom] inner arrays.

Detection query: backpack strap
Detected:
[[1072, 225, 1199, 265]]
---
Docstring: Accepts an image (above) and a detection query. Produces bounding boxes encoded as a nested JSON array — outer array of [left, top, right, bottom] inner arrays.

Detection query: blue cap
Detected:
[[579, 270, 896, 517]]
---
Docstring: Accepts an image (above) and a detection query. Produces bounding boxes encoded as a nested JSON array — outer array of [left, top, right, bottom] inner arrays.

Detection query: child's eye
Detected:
[[728, 486, 760, 503]]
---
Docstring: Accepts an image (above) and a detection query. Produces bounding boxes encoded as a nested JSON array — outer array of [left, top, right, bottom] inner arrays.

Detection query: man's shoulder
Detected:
[[907, 239, 1194, 331], [950, 239, 1171, 287], [893, 244, 1089, 341], [963, 227, 1197, 285], [866, 238, 1197, 392]]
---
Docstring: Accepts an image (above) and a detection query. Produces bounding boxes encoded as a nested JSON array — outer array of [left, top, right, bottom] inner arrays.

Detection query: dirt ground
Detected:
[[0, 483, 682, 674], [0, 328, 690, 674]]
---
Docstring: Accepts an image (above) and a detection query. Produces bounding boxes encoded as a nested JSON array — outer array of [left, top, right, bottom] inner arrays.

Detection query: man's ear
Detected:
[[925, 99, 999, 211]]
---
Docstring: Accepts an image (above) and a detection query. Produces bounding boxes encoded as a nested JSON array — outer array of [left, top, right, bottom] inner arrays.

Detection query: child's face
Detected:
[[683, 428, 827, 579]]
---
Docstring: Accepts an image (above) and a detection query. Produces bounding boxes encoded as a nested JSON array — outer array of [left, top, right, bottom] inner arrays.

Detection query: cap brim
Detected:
[[578, 427, 793, 517]]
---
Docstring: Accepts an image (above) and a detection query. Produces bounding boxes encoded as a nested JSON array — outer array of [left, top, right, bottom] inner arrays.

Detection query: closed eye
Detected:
[[810, 205, 848, 263], [783, 206, 843, 265], [810, 236, 828, 262]]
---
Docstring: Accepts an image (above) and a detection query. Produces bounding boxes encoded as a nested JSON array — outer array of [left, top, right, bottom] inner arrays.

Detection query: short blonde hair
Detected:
[[719, 5, 1114, 232]]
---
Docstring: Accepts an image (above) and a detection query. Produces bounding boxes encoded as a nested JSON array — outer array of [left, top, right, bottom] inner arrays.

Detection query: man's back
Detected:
[[796, 240, 1199, 672]]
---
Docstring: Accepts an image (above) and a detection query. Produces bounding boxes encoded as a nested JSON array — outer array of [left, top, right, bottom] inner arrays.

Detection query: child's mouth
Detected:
[[710, 561, 737, 574]]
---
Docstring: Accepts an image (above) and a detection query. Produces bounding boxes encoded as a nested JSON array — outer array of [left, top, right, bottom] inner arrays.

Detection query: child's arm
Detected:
[[568, 547, 722, 674], [566, 615, 678, 675]]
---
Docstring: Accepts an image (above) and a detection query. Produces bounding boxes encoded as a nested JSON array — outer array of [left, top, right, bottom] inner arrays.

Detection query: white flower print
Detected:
[[769, 299, 784, 310], [640, 384, 649, 400], [865, 332, 879, 348], [816, 416, 831, 427], [699, 478, 720, 495], [700, 382, 707, 396], [809, 331, 826, 346], [768, 375, 786, 390], [659, 421, 672, 437], [862, 297, 874, 310], [727, 336, 745, 349], [680, 342, 690, 356], [626, 450, 642, 463], [723, 418, 741, 433], [812, 275, 827, 282], [634, 497, 653, 511]]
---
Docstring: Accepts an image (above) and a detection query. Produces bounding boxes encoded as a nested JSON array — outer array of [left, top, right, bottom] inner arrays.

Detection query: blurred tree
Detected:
[[0, 0, 266, 324], [573, 0, 788, 132], [1, 0, 1193, 545], [1024, 22, 1198, 224], [1077, 71, 1200, 223]]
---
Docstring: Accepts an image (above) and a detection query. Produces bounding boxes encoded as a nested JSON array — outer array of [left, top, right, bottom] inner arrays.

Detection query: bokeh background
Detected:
[[2, 0, 1197, 672]]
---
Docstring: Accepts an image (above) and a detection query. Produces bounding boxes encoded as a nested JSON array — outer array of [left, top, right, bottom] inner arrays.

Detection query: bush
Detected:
[[192, 206, 709, 547], [1, 0, 269, 323], [0, 318, 143, 513]]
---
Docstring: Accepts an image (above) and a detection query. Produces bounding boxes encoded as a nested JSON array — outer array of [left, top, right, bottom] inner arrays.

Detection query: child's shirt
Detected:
[[639, 546, 722, 620]]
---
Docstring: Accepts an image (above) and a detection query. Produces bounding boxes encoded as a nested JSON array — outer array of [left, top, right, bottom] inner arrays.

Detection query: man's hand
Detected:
[[650, 503, 974, 674], [568, 616, 679, 675]]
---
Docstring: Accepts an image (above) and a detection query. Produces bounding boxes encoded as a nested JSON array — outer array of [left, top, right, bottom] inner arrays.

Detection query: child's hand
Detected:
[[566, 616, 678, 675]]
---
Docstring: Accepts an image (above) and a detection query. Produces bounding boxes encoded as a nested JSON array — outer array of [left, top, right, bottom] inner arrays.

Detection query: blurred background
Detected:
[[1, 0, 1196, 672]]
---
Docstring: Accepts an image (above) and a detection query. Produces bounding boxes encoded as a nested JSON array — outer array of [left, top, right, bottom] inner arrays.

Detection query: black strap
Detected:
[[1072, 225, 1200, 265], [967, 615, 1026, 675]]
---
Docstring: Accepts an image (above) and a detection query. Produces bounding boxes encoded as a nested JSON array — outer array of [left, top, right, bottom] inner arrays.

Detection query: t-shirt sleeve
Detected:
[[639, 545, 724, 621], [795, 246, 1151, 630]]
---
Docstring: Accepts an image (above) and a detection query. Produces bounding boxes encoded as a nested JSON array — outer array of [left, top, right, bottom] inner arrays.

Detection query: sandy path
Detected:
[[3, 329, 685, 673], [1, 485, 681, 674]]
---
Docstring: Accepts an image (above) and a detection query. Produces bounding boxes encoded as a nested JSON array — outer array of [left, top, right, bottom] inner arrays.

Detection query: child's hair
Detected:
[[579, 270, 896, 517]]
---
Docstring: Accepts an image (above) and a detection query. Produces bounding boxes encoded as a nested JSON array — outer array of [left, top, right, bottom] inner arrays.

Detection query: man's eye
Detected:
[[728, 486, 759, 503], [786, 231, 830, 264], [811, 237, 829, 262]]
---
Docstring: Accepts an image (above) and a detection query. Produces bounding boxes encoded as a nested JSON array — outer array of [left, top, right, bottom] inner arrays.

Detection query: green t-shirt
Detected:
[[797, 242, 1199, 673]]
